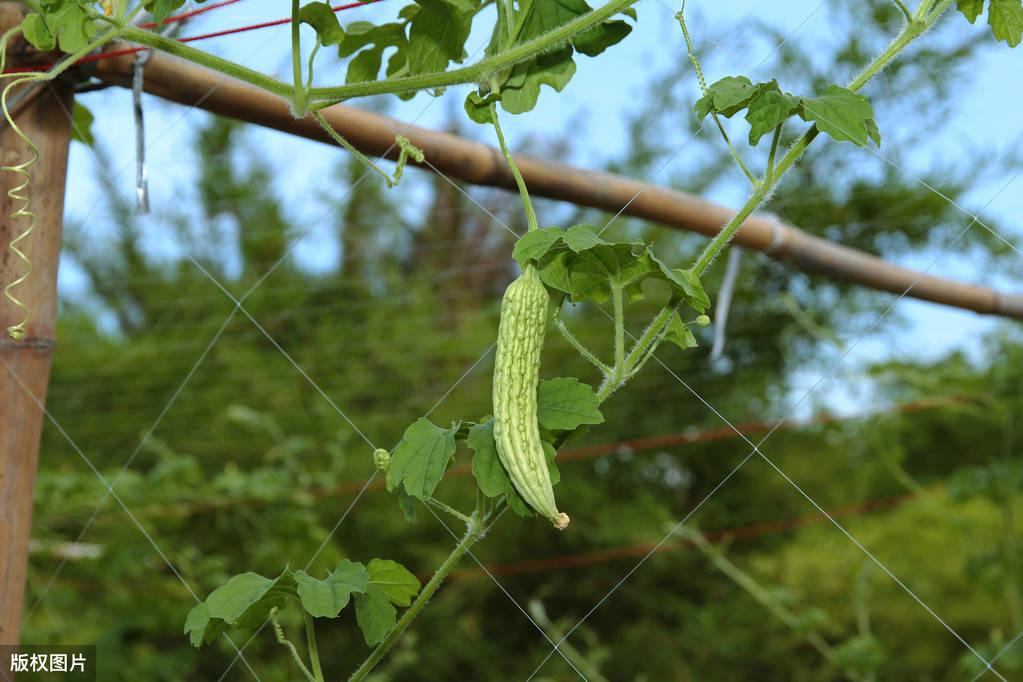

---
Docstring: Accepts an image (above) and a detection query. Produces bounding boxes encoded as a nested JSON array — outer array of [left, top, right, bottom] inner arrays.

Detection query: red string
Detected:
[[137, 0, 246, 29], [5, 0, 384, 74]]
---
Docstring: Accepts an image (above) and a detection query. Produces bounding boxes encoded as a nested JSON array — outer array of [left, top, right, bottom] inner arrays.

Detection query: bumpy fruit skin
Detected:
[[492, 265, 569, 530]]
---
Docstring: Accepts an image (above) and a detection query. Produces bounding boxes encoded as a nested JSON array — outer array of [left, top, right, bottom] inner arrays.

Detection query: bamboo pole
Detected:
[[0, 67, 74, 645], [89, 47, 1023, 320]]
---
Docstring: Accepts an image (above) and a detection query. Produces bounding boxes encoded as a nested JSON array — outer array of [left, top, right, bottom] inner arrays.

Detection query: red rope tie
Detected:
[[137, 0, 246, 29]]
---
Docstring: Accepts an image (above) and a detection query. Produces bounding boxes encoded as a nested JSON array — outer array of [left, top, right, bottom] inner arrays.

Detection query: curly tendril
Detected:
[[0, 27, 40, 341], [0, 24, 121, 340]]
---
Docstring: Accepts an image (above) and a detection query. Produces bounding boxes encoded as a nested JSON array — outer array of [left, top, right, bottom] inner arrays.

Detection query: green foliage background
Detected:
[[21, 2, 1023, 679]]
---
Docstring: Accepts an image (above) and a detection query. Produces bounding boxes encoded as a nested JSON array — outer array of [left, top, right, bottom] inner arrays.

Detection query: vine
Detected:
[[3, 0, 1021, 678]]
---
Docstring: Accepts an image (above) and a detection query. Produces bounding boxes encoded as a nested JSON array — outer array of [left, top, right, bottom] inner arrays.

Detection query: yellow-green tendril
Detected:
[[0, 25, 120, 340], [311, 112, 424, 188], [1, 95, 38, 342], [0, 27, 38, 341]]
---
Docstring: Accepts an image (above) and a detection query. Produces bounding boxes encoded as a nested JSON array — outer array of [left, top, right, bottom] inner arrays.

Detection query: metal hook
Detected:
[[132, 49, 153, 214], [709, 245, 742, 363]]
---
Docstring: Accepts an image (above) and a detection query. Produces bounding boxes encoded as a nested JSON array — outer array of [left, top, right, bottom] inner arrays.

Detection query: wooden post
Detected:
[[0, 66, 74, 642]]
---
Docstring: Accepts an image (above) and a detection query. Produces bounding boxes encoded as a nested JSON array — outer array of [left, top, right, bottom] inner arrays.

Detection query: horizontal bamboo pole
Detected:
[[88, 48, 1023, 320]]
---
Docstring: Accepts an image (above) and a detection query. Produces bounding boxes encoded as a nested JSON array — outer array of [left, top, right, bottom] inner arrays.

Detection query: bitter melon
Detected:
[[492, 265, 569, 530]]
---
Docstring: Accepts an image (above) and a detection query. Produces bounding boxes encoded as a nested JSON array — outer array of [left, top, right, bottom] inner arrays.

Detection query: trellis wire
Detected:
[[13, 1, 1021, 680], [524, 4, 1017, 677]]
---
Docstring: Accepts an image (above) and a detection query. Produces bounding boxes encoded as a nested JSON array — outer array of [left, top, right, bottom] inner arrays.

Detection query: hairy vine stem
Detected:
[[690, 0, 954, 276], [347, 277, 678, 682], [271, 608, 316, 682], [336, 6, 962, 675], [305, 612, 325, 682], [677, 7, 756, 186], [490, 102, 537, 233], [347, 505, 487, 682], [291, 0, 307, 116], [119, 0, 641, 106]]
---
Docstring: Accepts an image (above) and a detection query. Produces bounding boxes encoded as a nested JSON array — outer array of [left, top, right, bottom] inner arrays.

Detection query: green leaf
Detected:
[[479, 0, 631, 114], [536, 251, 575, 297], [696, 76, 759, 119], [354, 585, 396, 646], [70, 102, 95, 146], [468, 420, 509, 498], [338, 22, 407, 84], [407, 0, 474, 75], [567, 244, 655, 301], [671, 268, 710, 313], [338, 21, 405, 57], [512, 227, 563, 266], [294, 560, 369, 618], [989, 0, 1023, 46], [958, 0, 985, 22], [147, 0, 187, 25], [21, 13, 54, 51], [467, 419, 549, 517], [662, 312, 698, 350], [387, 418, 459, 500], [693, 91, 715, 120], [745, 85, 799, 145], [46, 2, 96, 54], [366, 559, 421, 607], [206, 571, 291, 628], [535, 238, 708, 313], [563, 224, 606, 252], [799, 85, 881, 147], [573, 18, 632, 57], [347, 47, 384, 84], [397, 488, 418, 523], [183, 602, 226, 648], [464, 91, 498, 125], [505, 487, 535, 516], [537, 377, 604, 430], [542, 440, 560, 485], [500, 48, 576, 114], [300, 1, 346, 46]]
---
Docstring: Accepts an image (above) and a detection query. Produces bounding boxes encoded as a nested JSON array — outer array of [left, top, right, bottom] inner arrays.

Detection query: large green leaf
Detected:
[[989, 0, 1023, 46], [46, 2, 97, 53], [745, 84, 799, 145], [189, 569, 296, 639], [957, 0, 985, 22], [354, 585, 396, 646], [468, 420, 510, 499], [467, 419, 556, 517], [294, 560, 369, 618], [407, 0, 474, 75], [21, 13, 55, 51], [537, 377, 604, 430], [799, 85, 881, 147], [512, 227, 564, 266], [300, 1, 346, 46], [387, 418, 459, 499], [366, 559, 421, 607], [694, 76, 760, 119], [500, 48, 577, 114], [183, 602, 227, 648], [338, 21, 408, 84], [482, 0, 634, 114]]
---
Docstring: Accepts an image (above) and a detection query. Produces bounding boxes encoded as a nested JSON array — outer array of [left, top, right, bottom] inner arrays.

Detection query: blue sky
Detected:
[[61, 0, 1023, 414]]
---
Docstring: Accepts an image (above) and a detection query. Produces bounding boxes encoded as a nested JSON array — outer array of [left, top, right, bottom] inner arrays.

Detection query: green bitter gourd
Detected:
[[492, 265, 569, 530]]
